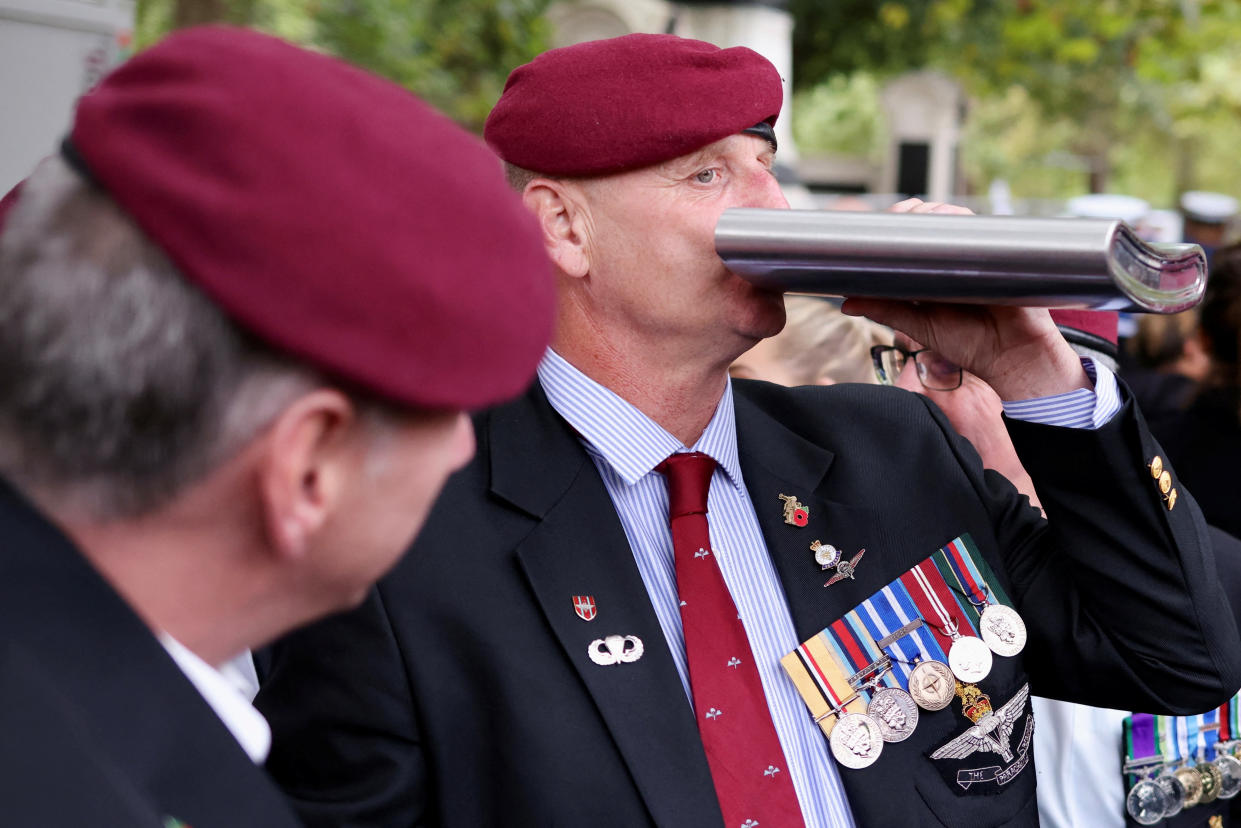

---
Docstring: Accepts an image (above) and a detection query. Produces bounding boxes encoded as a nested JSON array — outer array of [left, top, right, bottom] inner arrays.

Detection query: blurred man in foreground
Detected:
[[259, 33, 1240, 827], [0, 26, 553, 828]]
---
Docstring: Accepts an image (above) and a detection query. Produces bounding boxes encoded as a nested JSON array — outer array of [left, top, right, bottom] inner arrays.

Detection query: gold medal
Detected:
[[1198, 761, 1223, 803], [1175, 765, 1205, 807]]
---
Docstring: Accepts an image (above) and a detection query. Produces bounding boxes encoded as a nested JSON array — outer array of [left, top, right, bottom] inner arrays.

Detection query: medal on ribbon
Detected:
[[1216, 694, 1241, 799], [933, 535, 1027, 658], [852, 581, 956, 712], [898, 559, 992, 683], [823, 609, 919, 745], [1124, 713, 1173, 824], [780, 631, 868, 739], [779, 629, 885, 768]]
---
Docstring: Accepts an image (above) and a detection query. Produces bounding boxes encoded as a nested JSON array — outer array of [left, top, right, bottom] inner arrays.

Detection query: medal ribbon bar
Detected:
[[825, 609, 900, 700], [1202, 708, 1221, 761], [1124, 713, 1162, 788], [780, 632, 867, 737], [898, 560, 978, 651], [854, 583, 948, 691], [933, 534, 1012, 621]]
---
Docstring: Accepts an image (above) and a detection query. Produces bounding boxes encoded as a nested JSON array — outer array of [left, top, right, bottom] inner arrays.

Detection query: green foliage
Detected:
[[792, 72, 887, 161], [133, 0, 551, 132], [791, 0, 1241, 201]]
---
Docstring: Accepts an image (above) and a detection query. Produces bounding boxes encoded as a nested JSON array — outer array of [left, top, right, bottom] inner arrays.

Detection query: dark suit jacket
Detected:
[[258, 380, 1241, 828], [1149, 386, 1241, 540], [0, 477, 303, 828]]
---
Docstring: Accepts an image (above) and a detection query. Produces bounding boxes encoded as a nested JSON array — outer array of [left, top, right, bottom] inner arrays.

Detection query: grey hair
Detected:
[[0, 156, 325, 520], [503, 162, 541, 194]]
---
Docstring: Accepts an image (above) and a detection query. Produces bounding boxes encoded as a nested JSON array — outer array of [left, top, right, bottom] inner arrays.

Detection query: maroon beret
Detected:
[[485, 33, 783, 176], [70, 26, 554, 411], [1049, 309, 1119, 363], [1049, 310, 1119, 346]]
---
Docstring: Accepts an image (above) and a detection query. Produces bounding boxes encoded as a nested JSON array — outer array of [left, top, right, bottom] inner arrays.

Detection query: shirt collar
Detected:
[[159, 633, 271, 764], [537, 348, 741, 487]]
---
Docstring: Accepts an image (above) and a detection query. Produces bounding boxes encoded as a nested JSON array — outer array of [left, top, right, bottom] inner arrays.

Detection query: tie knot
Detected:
[[656, 451, 717, 518]]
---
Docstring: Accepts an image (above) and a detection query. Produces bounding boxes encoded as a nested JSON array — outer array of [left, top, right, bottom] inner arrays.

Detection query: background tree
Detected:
[[134, 0, 551, 131], [789, 0, 1241, 201]]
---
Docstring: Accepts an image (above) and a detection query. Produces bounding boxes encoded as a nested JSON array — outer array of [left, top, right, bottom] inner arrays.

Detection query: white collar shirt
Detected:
[[159, 634, 272, 765], [537, 348, 857, 828]]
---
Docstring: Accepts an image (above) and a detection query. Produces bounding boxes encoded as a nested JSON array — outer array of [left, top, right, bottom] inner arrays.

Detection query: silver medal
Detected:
[[908, 660, 956, 711], [1157, 771, 1186, 817], [979, 604, 1027, 657], [1216, 753, 1241, 799], [948, 635, 993, 683], [1126, 778, 1171, 825], [829, 712, 884, 769], [866, 687, 919, 743]]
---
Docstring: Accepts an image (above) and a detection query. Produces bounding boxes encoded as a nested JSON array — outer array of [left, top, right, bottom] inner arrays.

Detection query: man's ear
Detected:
[[256, 389, 357, 561], [523, 178, 591, 278]]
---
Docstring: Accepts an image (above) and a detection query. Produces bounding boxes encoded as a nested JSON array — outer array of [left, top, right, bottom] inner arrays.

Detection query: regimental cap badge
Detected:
[[778, 493, 809, 526], [572, 595, 597, 622], [811, 539, 841, 568], [955, 681, 993, 724]]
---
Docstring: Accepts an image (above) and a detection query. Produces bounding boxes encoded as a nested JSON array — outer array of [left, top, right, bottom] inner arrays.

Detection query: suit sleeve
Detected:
[[255, 587, 429, 827], [917, 391, 1241, 714]]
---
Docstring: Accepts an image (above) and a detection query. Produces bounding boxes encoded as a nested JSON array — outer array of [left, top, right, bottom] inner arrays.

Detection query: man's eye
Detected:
[[694, 168, 719, 184]]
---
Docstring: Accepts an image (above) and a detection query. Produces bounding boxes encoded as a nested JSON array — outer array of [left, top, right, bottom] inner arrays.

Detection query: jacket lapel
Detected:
[[734, 389, 892, 643], [0, 479, 300, 828], [491, 387, 723, 827]]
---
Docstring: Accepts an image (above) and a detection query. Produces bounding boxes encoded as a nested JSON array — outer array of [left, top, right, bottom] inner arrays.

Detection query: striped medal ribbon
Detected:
[[780, 627, 886, 769], [853, 581, 956, 712], [1213, 694, 1241, 799], [898, 558, 992, 683], [781, 630, 868, 739], [825, 609, 919, 745], [933, 534, 1027, 658], [1125, 713, 1172, 824]]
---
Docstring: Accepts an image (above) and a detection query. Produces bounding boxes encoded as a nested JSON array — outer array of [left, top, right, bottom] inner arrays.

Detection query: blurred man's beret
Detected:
[[67, 26, 554, 410], [1050, 309, 1119, 366], [484, 33, 783, 177], [0, 180, 21, 234]]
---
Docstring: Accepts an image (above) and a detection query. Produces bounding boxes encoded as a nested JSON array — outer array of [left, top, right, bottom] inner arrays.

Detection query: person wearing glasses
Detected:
[[875, 311, 1241, 828]]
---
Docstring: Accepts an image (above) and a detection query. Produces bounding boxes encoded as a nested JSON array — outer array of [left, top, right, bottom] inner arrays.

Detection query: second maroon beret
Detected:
[[69, 26, 555, 411], [484, 33, 783, 177]]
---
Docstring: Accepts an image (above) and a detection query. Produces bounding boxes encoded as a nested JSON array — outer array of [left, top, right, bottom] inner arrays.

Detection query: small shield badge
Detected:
[[573, 595, 597, 622]]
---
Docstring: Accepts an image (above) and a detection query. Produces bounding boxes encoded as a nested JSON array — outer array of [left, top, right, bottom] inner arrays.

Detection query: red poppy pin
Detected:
[[778, 493, 809, 527]]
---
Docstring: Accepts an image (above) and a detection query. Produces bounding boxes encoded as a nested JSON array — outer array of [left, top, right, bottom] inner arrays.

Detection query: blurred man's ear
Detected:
[[254, 390, 357, 561]]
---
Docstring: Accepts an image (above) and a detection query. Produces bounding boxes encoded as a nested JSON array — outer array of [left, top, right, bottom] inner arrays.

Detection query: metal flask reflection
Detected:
[[714, 208, 1206, 313]]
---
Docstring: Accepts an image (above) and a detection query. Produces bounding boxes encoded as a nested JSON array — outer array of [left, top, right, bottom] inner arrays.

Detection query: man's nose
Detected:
[[740, 162, 788, 210]]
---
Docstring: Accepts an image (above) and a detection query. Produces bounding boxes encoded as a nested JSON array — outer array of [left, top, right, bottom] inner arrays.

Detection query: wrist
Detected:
[[983, 339, 1092, 402]]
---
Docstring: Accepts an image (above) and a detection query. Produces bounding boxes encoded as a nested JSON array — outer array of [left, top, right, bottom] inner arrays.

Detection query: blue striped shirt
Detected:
[[537, 349, 1119, 827]]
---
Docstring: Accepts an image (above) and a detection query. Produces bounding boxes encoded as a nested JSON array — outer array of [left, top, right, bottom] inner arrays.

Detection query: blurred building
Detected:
[[0, 0, 133, 193]]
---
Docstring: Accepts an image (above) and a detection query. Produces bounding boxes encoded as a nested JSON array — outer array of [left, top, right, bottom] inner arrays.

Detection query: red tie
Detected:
[[657, 452, 804, 828]]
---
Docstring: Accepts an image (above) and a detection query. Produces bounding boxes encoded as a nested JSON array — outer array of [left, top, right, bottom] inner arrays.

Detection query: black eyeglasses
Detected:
[[870, 345, 963, 392]]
